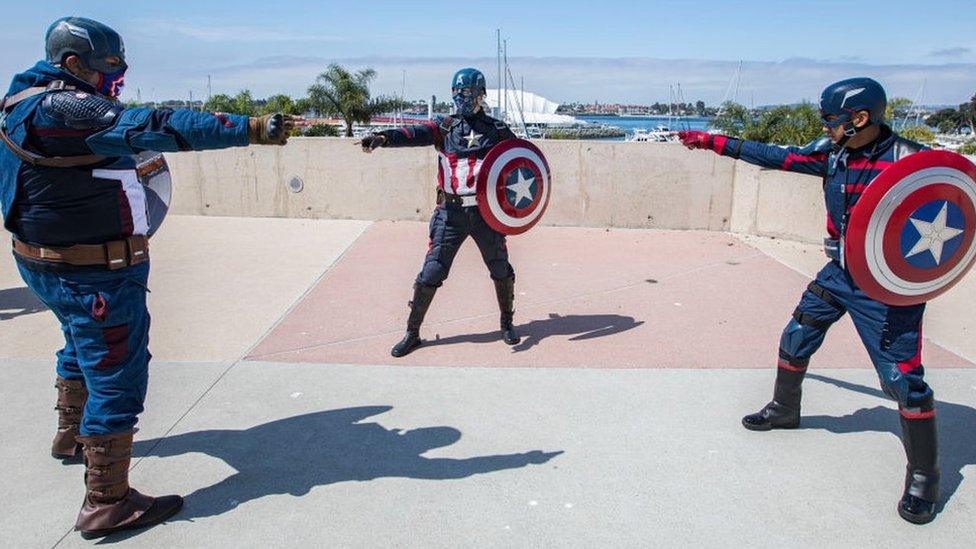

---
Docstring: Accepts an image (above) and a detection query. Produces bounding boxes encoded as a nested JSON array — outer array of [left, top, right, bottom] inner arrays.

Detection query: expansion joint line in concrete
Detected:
[[246, 250, 768, 360]]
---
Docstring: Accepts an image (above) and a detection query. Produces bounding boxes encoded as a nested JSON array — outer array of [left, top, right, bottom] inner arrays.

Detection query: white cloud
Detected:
[[929, 47, 972, 58], [127, 55, 976, 106]]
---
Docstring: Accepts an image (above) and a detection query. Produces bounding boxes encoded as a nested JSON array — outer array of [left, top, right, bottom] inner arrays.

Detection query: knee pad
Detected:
[[418, 261, 448, 287], [779, 318, 819, 359], [878, 370, 911, 405]]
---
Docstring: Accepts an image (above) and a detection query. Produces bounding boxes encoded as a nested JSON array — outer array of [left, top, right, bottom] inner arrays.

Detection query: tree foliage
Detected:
[[885, 97, 912, 122], [742, 103, 822, 146], [899, 124, 936, 144], [711, 101, 751, 137], [231, 90, 255, 116], [712, 101, 822, 145], [203, 93, 235, 114], [303, 123, 340, 137], [926, 108, 966, 133], [293, 97, 314, 116], [203, 90, 256, 116], [958, 140, 976, 155], [259, 94, 304, 116]]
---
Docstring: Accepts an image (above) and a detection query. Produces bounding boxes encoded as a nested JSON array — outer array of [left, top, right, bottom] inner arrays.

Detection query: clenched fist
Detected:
[[677, 130, 715, 151], [248, 114, 303, 145], [358, 133, 386, 153]]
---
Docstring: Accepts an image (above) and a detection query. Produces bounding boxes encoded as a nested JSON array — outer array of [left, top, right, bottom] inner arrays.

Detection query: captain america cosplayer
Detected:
[[679, 78, 940, 525], [359, 68, 521, 357], [0, 17, 297, 539]]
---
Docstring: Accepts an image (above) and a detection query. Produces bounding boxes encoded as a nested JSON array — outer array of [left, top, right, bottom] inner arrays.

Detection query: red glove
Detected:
[[677, 130, 714, 151]]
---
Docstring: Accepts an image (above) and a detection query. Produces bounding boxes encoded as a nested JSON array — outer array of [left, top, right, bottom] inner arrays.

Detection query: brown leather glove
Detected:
[[248, 114, 300, 145]]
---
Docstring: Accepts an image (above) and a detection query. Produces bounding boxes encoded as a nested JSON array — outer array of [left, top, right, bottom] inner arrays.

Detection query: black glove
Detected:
[[359, 133, 387, 153], [248, 114, 301, 145]]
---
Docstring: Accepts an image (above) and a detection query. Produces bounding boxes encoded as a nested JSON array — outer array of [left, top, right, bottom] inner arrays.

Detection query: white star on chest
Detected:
[[506, 170, 535, 206], [905, 201, 964, 265], [463, 129, 482, 148]]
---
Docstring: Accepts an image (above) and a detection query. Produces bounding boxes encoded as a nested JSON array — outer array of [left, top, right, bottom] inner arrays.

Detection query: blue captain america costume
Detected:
[[379, 110, 515, 196], [1, 16, 298, 539], [678, 77, 943, 525], [359, 67, 521, 357]]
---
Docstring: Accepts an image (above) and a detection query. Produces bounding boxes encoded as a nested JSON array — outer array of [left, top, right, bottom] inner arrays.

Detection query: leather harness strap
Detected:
[[0, 81, 108, 168]]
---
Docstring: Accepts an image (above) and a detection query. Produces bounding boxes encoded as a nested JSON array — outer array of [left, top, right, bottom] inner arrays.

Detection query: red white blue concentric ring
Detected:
[[846, 150, 976, 305], [477, 139, 551, 235]]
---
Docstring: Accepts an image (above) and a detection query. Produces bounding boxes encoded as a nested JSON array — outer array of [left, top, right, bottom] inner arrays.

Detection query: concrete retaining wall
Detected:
[[167, 138, 736, 232], [165, 139, 976, 362], [166, 138, 975, 245]]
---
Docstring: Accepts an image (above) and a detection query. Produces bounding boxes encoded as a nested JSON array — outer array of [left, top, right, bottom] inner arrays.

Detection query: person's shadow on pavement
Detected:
[[802, 373, 976, 512], [427, 312, 644, 352], [0, 286, 46, 320], [131, 406, 562, 523]]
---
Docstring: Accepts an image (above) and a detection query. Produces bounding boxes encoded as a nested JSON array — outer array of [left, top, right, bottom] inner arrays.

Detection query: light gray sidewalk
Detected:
[[3, 358, 974, 548]]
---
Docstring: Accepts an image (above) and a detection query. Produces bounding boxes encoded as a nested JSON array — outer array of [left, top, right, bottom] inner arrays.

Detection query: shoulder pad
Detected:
[[893, 137, 926, 161], [436, 115, 456, 131], [797, 136, 833, 156], [41, 91, 121, 130]]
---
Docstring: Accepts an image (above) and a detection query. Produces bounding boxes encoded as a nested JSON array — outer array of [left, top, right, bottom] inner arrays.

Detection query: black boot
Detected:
[[742, 361, 806, 431], [391, 283, 437, 358], [493, 275, 520, 345], [898, 410, 939, 524]]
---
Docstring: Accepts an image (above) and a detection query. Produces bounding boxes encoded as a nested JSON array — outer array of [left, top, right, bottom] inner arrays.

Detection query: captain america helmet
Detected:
[[46, 17, 127, 74], [819, 77, 887, 129], [451, 68, 487, 116], [451, 68, 487, 95]]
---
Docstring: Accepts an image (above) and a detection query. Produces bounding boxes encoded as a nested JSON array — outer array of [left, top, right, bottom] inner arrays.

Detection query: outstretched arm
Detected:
[[359, 120, 444, 153], [83, 105, 296, 156], [678, 131, 829, 177]]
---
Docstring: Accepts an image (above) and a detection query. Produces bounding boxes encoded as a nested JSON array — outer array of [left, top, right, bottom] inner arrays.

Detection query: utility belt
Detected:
[[436, 189, 478, 208], [12, 236, 149, 271]]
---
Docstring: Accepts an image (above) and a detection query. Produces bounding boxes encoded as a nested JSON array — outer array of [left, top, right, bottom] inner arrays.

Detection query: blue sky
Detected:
[[2, 1, 974, 104]]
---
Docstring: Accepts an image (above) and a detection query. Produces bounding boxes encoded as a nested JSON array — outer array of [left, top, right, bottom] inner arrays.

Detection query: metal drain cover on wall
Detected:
[[287, 175, 304, 193]]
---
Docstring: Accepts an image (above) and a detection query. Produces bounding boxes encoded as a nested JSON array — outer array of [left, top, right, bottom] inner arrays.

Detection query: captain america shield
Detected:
[[476, 138, 552, 235], [134, 152, 172, 237], [845, 150, 976, 306]]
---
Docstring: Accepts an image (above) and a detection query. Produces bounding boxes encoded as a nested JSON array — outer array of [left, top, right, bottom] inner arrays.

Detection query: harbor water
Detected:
[[576, 115, 712, 140]]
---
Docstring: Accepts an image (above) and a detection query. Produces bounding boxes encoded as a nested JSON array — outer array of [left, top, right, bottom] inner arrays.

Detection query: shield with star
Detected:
[[845, 150, 976, 305], [475, 138, 552, 235], [135, 151, 172, 236]]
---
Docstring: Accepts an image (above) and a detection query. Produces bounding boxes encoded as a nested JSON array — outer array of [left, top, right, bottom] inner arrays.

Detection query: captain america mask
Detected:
[[96, 67, 126, 98], [452, 87, 482, 116]]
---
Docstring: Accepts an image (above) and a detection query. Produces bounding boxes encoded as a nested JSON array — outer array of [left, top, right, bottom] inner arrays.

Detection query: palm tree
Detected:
[[259, 94, 303, 116], [307, 64, 403, 137]]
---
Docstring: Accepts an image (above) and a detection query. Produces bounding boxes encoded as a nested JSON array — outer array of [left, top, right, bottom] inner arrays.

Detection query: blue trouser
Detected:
[[417, 204, 514, 287], [17, 258, 152, 435], [779, 260, 933, 411]]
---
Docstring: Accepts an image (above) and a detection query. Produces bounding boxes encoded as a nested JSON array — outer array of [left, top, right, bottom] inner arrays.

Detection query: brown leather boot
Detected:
[[52, 377, 87, 459], [75, 431, 183, 540]]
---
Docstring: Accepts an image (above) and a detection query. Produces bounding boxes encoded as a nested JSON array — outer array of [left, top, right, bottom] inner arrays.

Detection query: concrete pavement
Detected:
[[3, 359, 974, 548], [1, 215, 974, 547]]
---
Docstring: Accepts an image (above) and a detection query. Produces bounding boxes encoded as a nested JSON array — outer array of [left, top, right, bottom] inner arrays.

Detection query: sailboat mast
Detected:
[[503, 39, 509, 121], [496, 29, 502, 118]]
